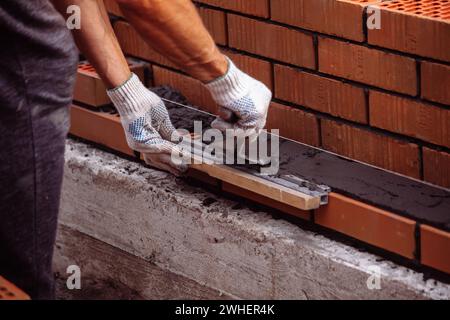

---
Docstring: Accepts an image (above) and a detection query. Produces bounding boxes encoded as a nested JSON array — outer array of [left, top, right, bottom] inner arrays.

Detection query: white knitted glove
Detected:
[[205, 56, 272, 135], [107, 73, 187, 175]]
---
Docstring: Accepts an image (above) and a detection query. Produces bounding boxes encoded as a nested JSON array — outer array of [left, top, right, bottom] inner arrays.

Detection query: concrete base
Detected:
[[55, 139, 450, 300], [55, 225, 230, 299]]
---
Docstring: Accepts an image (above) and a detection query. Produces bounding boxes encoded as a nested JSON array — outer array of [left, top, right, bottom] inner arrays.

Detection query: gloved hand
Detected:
[[107, 73, 188, 176], [205, 56, 272, 135]]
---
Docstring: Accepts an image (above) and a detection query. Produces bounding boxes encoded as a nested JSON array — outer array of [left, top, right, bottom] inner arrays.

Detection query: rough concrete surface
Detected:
[[56, 139, 450, 300], [55, 225, 231, 300]]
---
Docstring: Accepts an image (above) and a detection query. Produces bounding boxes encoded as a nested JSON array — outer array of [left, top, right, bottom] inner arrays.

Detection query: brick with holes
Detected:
[[0, 276, 30, 300], [368, 0, 450, 62], [74, 58, 147, 107]]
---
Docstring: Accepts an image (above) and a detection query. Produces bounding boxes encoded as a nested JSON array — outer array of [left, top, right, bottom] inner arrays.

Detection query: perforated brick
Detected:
[[369, 0, 450, 61], [74, 58, 146, 107], [0, 276, 29, 300], [378, 0, 450, 20]]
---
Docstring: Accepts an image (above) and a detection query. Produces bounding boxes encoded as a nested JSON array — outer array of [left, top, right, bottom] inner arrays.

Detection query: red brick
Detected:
[[222, 182, 311, 220], [74, 59, 146, 107], [114, 21, 271, 89], [74, 62, 110, 107], [197, 6, 228, 46], [368, 1, 450, 62], [70, 105, 134, 157], [223, 50, 273, 90], [423, 147, 450, 188], [421, 61, 450, 105], [0, 276, 30, 300], [274, 64, 367, 123], [195, 0, 269, 17], [265, 102, 320, 146], [272, 0, 378, 42], [370, 91, 450, 148], [421, 225, 450, 274], [104, 0, 124, 17], [321, 120, 420, 178], [318, 37, 417, 95], [152, 66, 218, 114], [228, 14, 315, 69], [316, 192, 416, 258]]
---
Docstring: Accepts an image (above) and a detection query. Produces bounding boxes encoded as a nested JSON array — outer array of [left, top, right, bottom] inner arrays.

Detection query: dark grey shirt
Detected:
[[0, 0, 78, 299], [0, 0, 78, 113]]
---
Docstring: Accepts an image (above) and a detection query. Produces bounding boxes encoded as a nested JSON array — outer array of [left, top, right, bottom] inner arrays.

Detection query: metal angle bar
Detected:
[[236, 166, 330, 205]]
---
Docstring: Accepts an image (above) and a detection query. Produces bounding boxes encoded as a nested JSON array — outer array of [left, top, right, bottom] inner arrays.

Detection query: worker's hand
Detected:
[[107, 73, 188, 176], [205, 56, 272, 135]]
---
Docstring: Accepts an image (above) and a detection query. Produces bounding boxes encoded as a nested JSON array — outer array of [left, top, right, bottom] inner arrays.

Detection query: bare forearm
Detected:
[[116, 0, 227, 82], [53, 0, 131, 88]]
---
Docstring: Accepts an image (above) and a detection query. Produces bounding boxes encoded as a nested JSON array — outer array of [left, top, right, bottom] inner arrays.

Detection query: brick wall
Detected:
[[104, 0, 450, 189], [69, 0, 450, 276]]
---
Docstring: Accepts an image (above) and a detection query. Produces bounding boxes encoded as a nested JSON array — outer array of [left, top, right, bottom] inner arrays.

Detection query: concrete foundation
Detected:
[[55, 139, 450, 300]]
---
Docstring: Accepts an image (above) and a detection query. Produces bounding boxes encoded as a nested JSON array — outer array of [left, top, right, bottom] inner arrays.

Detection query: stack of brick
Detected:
[[69, 0, 450, 277]]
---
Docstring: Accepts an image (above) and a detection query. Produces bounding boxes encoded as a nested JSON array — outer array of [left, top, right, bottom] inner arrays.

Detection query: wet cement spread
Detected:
[[154, 86, 450, 231]]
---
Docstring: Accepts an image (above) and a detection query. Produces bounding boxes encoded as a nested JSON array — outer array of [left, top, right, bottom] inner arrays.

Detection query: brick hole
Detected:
[[404, 3, 420, 8], [379, 0, 450, 19], [78, 63, 96, 73], [0, 287, 6, 292]]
